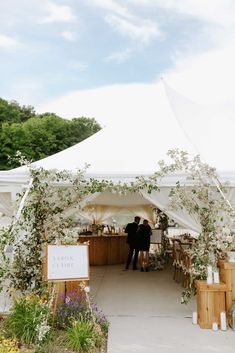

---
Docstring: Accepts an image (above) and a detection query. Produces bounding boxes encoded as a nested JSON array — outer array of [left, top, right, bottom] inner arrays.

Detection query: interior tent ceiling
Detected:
[[84, 191, 152, 207]]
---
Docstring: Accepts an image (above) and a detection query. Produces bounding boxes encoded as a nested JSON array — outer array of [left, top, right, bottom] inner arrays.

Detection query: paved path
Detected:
[[90, 265, 234, 353]]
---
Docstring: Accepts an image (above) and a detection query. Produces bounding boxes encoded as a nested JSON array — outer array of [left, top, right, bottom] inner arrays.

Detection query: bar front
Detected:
[[79, 235, 129, 265]]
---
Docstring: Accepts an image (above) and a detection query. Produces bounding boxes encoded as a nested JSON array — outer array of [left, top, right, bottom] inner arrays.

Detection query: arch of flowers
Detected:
[[0, 149, 234, 303]]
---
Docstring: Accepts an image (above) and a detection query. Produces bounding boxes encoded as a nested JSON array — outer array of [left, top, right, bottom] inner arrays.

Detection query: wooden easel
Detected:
[[43, 243, 90, 317]]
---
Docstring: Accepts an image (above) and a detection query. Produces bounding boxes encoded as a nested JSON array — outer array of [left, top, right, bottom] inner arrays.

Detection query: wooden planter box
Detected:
[[218, 260, 235, 312], [195, 280, 227, 329]]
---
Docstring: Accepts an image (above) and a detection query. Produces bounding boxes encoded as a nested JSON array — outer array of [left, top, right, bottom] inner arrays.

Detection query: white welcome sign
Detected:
[[46, 244, 89, 281]]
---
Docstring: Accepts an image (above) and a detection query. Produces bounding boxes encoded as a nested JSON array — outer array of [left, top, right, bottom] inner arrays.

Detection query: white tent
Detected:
[[1, 82, 235, 232]]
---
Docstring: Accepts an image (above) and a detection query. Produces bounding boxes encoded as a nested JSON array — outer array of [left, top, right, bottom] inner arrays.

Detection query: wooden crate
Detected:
[[218, 260, 235, 312], [195, 280, 227, 329]]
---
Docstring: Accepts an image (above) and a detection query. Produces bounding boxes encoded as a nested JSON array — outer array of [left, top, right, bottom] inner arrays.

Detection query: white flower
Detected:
[[65, 296, 71, 304], [84, 286, 90, 293], [37, 322, 50, 342]]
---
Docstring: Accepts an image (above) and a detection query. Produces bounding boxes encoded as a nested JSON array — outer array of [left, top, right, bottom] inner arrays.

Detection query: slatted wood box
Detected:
[[218, 260, 235, 312], [195, 280, 227, 329]]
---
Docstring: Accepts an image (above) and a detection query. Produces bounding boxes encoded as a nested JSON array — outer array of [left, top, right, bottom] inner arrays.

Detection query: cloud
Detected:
[[88, 0, 131, 18], [125, 0, 235, 51], [127, 0, 235, 27], [0, 34, 20, 49], [88, 0, 162, 45], [105, 14, 162, 44], [61, 30, 77, 42], [41, 1, 75, 23], [105, 48, 133, 63]]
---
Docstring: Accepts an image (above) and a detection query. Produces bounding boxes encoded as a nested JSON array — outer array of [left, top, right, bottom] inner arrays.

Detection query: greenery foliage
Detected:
[[65, 319, 103, 353], [0, 162, 134, 295], [0, 98, 35, 124], [56, 291, 89, 330], [0, 289, 108, 352], [143, 149, 235, 301], [4, 294, 50, 346], [56, 290, 109, 337], [54, 286, 108, 352]]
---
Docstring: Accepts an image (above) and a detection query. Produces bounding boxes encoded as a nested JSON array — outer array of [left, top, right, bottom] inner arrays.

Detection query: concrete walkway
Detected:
[[90, 265, 234, 353]]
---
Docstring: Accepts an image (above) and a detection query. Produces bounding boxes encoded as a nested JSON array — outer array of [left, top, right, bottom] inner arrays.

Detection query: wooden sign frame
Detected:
[[46, 244, 89, 282]]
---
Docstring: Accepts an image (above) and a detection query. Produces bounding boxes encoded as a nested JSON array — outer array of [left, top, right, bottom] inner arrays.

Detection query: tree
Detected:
[[66, 117, 101, 145], [0, 111, 101, 170], [0, 98, 35, 124]]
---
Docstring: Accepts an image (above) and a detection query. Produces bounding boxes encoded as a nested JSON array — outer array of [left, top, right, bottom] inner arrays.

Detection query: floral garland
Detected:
[[0, 149, 234, 304], [0, 165, 139, 294], [141, 149, 235, 302]]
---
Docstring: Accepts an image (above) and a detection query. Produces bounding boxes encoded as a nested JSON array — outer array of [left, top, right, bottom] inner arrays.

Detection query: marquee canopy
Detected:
[[1, 82, 235, 232]]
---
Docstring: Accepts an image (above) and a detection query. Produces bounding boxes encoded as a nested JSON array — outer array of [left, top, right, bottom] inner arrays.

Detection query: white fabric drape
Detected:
[[126, 205, 156, 226], [79, 192, 101, 208], [140, 189, 202, 233], [77, 205, 122, 224], [0, 193, 13, 217]]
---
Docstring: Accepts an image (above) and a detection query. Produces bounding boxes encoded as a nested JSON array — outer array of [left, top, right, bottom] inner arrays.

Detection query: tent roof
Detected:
[[1, 82, 235, 185], [13, 85, 195, 174]]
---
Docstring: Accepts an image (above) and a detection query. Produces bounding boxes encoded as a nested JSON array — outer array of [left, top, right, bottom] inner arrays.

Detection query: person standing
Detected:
[[124, 216, 140, 270], [138, 219, 152, 272]]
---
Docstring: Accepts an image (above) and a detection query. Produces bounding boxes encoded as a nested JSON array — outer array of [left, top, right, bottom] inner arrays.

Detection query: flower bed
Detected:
[[0, 289, 108, 353]]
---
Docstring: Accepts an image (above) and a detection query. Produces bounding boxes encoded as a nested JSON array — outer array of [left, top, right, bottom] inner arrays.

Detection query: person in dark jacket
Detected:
[[138, 219, 152, 272], [124, 216, 140, 270]]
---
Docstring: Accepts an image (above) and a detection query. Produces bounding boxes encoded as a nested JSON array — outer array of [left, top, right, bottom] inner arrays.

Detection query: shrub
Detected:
[[4, 295, 50, 346], [56, 290, 88, 329], [56, 290, 109, 335], [65, 318, 102, 353]]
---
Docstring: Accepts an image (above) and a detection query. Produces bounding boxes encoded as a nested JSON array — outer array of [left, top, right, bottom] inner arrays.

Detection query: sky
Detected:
[[1, 0, 235, 127]]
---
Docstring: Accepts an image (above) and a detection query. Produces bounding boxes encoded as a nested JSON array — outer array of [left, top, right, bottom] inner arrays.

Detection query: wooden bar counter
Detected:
[[79, 234, 129, 265]]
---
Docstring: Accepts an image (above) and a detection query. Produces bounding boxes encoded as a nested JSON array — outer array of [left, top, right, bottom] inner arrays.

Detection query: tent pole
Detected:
[[14, 177, 33, 223]]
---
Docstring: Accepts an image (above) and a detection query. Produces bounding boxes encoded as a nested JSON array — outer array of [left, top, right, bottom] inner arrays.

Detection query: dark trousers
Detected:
[[125, 245, 139, 269]]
